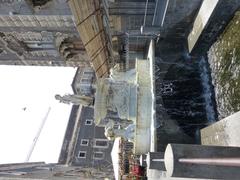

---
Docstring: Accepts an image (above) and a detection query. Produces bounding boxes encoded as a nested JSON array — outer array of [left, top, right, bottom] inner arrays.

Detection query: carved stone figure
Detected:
[[94, 78, 137, 125], [55, 94, 94, 107], [104, 121, 135, 142]]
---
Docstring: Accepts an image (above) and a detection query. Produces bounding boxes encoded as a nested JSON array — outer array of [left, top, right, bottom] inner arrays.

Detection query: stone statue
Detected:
[[104, 121, 135, 142], [55, 94, 94, 107]]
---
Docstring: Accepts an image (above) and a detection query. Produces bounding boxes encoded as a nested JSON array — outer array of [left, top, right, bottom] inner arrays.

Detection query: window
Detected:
[[85, 119, 93, 125], [80, 139, 89, 146], [84, 71, 93, 75], [78, 151, 86, 158], [81, 78, 89, 83], [93, 152, 104, 160], [93, 139, 109, 148]]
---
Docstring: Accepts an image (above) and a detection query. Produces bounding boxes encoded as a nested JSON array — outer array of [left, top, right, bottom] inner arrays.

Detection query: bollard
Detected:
[[140, 154, 147, 167], [164, 143, 240, 179], [146, 152, 166, 171]]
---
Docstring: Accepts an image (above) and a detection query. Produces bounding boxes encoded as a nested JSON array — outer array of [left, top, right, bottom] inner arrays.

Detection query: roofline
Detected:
[[71, 68, 81, 94], [58, 105, 82, 164]]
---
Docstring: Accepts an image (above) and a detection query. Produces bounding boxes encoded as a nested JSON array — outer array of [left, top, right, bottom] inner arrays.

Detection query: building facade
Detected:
[[71, 67, 95, 96], [72, 106, 113, 168], [0, 0, 89, 67], [58, 106, 114, 176], [0, 0, 156, 69], [58, 63, 113, 171]]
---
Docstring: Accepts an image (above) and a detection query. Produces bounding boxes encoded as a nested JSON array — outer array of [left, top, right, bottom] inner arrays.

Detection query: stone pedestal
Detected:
[[134, 58, 153, 154], [164, 144, 240, 179], [201, 111, 240, 146]]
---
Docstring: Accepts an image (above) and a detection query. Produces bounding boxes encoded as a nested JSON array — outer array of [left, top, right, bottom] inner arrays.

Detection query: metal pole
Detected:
[[25, 107, 51, 162], [179, 158, 240, 167], [143, 0, 149, 27], [152, 159, 164, 162]]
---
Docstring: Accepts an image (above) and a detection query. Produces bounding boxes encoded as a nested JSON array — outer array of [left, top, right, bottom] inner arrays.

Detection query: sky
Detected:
[[0, 65, 76, 164]]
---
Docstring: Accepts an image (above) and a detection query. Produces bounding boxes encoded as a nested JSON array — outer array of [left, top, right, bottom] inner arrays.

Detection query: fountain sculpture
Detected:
[[56, 40, 155, 155]]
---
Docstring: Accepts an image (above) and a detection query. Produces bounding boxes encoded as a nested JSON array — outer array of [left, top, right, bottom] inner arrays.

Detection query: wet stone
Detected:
[[208, 11, 240, 119]]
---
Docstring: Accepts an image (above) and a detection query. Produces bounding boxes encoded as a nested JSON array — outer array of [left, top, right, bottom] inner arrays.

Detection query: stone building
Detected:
[[71, 67, 95, 96], [0, 0, 89, 67], [67, 0, 158, 77], [0, 0, 157, 70], [58, 65, 113, 176], [58, 105, 114, 177]]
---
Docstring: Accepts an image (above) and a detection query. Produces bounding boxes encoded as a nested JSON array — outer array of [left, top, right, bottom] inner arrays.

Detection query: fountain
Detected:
[[93, 40, 155, 155], [56, 40, 155, 155]]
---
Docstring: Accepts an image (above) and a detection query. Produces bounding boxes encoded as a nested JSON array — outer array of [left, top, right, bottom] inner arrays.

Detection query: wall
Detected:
[[71, 107, 113, 170], [0, 0, 71, 15]]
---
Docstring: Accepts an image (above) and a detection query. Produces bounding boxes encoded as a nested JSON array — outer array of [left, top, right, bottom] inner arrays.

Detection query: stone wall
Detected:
[[190, 0, 240, 56]]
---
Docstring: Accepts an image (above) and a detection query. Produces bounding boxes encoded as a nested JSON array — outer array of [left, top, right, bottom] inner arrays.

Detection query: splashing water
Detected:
[[199, 57, 216, 123]]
